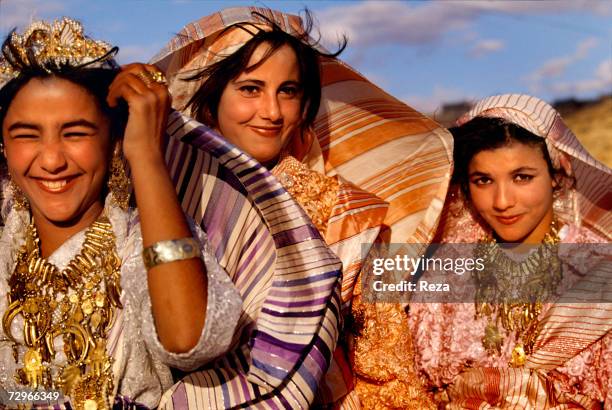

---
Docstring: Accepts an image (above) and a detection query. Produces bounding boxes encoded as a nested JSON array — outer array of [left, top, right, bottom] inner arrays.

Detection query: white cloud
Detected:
[[0, 0, 65, 33], [526, 37, 599, 92], [575, 37, 598, 59], [402, 85, 475, 115], [116, 43, 166, 65], [317, 0, 606, 48], [458, 0, 608, 14], [470, 39, 505, 57], [550, 59, 612, 95]]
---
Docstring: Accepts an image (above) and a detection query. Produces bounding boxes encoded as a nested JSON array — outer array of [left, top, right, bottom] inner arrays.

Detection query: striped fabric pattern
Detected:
[[311, 68, 452, 246], [158, 111, 342, 408], [459, 94, 612, 241], [445, 94, 612, 409], [151, 8, 453, 408], [151, 6, 453, 250]]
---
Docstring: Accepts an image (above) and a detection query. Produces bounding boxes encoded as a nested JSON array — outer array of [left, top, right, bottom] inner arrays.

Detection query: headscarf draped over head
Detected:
[[152, 9, 347, 410], [0, 15, 344, 410], [457, 94, 611, 241], [152, 6, 453, 248], [151, 7, 453, 408]]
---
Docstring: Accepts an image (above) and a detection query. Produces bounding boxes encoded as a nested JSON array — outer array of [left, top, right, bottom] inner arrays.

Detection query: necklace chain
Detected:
[[473, 220, 562, 366], [2, 215, 122, 409]]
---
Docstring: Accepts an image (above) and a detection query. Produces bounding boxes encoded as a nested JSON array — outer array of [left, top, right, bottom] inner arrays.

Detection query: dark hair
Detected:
[[0, 30, 127, 145], [450, 117, 558, 198], [186, 9, 346, 135]]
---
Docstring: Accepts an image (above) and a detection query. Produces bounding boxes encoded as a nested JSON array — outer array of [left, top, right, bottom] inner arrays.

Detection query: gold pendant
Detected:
[[482, 322, 503, 354], [71, 371, 112, 410], [6, 215, 121, 399], [22, 348, 44, 388], [510, 343, 527, 367]]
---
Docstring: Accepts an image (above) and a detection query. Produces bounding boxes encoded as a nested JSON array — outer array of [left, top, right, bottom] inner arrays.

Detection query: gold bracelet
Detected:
[[142, 237, 202, 270]]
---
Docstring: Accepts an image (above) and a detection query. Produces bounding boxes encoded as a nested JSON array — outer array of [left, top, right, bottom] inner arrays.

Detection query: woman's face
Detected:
[[468, 141, 555, 243], [215, 42, 303, 165], [2, 77, 111, 228]]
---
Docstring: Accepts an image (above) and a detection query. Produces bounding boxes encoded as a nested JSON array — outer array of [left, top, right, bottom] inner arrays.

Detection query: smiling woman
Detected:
[[409, 94, 612, 409], [0, 18, 242, 409], [153, 6, 453, 409], [214, 43, 302, 166], [3, 77, 112, 247]]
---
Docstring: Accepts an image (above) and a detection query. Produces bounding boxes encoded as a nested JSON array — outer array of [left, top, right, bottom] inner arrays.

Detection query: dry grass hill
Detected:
[[562, 96, 612, 168]]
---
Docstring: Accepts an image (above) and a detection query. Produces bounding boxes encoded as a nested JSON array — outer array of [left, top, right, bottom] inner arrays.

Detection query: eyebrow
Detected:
[[7, 119, 98, 133], [61, 119, 99, 131], [233, 79, 265, 86], [7, 122, 40, 132], [469, 171, 490, 178], [469, 166, 539, 178], [233, 79, 301, 87], [510, 166, 538, 173]]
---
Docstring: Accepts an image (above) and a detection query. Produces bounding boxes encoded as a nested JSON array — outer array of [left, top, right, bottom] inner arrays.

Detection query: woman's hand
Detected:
[[107, 63, 171, 164], [107, 64, 209, 354]]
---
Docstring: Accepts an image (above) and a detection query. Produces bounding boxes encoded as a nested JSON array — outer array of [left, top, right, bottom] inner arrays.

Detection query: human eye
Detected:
[[64, 131, 90, 138], [514, 173, 534, 183], [238, 85, 260, 97], [12, 133, 38, 139], [279, 85, 300, 98], [63, 127, 94, 138], [470, 176, 491, 186]]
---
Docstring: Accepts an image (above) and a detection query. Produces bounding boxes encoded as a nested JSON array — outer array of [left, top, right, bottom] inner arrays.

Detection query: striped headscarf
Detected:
[[152, 7, 453, 249], [458, 94, 611, 240], [437, 94, 612, 409], [151, 7, 453, 408]]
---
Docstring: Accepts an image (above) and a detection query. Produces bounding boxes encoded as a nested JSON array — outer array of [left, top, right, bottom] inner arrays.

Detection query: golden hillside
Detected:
[[561, 96, 612, 168]]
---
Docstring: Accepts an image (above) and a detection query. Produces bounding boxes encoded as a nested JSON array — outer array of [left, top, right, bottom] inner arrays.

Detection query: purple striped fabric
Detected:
[[156, 111, 342, 408]]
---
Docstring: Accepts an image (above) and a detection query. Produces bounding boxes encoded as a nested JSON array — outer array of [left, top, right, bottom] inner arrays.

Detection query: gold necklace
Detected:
[[2, 215, 122, 410], [473, 220, 561, 367]]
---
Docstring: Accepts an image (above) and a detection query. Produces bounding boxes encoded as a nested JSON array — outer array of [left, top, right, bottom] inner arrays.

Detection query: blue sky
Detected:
[[1, 0, 610, 113]]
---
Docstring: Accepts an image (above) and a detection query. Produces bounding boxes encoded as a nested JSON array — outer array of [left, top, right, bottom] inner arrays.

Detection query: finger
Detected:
[[109, 64, 158, 94], [120, 63, 166, 85], [107, 77, 149, 108], [107, 72, 152, 107], [120, 62, 152, 74]]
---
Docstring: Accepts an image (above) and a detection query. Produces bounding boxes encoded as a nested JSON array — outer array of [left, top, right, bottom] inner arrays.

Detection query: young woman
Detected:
[[0, 18, 242, 409], [152, 7, 452, 409], [409, 94, 611, 408]]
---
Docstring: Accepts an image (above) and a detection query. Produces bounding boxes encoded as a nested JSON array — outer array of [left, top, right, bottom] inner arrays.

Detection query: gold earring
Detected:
[[9, 178, 29, 211], [107, 145, 130, 210]]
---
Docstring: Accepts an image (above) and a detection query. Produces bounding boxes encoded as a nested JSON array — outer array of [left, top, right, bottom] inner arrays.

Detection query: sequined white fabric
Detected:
[[0, 196, 242, 408]]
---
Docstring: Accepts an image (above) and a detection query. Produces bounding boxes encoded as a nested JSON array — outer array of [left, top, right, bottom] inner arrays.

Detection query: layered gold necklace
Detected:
[[473, 221, 561, 367], [2, 215, 122, 410]]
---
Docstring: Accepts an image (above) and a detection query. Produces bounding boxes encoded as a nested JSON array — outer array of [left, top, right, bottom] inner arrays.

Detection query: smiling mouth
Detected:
[[495, 215, 522, 225], [34, 177, 76, 193], [249, 126, 282, 137]]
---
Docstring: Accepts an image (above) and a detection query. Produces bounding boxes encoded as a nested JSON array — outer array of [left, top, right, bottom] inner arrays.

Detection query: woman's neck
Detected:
[[32, 203, 105, 258]]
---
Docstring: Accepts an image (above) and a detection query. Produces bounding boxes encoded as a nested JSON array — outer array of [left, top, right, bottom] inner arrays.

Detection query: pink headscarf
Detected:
[[442, 94, 611, 242]]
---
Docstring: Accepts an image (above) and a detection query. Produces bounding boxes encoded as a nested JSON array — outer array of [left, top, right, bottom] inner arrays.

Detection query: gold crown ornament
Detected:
[[0, 17, 117, 87]]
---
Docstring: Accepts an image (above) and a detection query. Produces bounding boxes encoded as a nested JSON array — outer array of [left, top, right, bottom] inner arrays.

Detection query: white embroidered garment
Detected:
[[0, 198, 242, 408]]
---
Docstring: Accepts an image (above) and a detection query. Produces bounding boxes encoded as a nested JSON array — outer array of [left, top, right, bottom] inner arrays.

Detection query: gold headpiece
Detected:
[[0, 17, 117, 87]]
